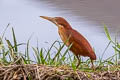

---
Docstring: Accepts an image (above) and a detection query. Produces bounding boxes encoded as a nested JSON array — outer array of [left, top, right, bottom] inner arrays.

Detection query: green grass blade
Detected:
[[32, 47, 40, 64], [52, 36, 71, 62], [52, 42, 65, 62], [5, 38, 17, 61], [44, 41, 57, 61], [2, 23, 10, 39], [12, 28, 18, 52], [104, 24, 111, 41], [26, 40, 30, 64], [40, 48, 45, 64], [60, 43, 73, 63], [100, 41, 111, 61]]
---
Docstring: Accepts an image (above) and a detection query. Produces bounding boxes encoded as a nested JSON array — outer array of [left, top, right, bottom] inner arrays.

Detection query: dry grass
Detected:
[[0, 64, 120, 80], [1, 24, 120, 80]]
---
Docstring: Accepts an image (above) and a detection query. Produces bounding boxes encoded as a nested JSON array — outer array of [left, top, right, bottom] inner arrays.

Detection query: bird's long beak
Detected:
[[40, 16, 58, 25]]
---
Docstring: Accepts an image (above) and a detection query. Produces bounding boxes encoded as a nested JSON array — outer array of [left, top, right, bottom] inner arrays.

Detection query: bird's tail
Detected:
[[90, 51, 96, 60]]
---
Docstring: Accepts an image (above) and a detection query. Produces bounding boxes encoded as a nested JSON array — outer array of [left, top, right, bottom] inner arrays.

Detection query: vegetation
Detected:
[[0, 24, 120, 79]]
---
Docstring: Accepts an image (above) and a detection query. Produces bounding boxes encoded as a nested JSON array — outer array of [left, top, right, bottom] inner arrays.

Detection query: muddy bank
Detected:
[[0, 64, 120, 80]]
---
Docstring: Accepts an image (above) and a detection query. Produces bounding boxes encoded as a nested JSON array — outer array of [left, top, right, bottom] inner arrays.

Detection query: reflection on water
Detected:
[[0, 0, 120, 59]]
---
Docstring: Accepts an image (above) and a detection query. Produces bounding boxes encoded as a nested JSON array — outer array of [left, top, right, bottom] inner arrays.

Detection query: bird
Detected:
[[40, 16, 96, 68]]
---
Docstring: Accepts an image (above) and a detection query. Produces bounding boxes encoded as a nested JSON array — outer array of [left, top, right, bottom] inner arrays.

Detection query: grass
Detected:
[[0, 24, 120, 72]]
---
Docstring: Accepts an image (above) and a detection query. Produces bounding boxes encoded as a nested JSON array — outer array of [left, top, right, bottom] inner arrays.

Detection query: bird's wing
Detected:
[[68, 29, 96, 59]]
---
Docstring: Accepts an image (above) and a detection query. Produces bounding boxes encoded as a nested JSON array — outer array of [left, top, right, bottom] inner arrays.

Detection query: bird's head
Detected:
[[40, 16, 72, 29]]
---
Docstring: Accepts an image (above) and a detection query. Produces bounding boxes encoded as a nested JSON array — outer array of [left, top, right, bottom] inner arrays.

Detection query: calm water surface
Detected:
[[0, 0, 120, 60]]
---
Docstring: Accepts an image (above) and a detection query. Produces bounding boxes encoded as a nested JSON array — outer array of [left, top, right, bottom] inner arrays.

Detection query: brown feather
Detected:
[[58, 27, 96, 60], [40, 16, 96, 68]]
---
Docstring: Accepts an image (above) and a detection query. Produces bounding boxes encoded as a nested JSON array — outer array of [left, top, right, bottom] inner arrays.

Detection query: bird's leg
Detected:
[[76, 55, 81, 68], [90, 59, 95, 70]]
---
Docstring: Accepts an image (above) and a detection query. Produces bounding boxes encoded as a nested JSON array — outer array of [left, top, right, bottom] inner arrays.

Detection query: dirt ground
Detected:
[[0, 64, 120, 80]]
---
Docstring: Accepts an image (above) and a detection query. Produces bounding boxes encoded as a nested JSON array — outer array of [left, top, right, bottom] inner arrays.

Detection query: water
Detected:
[[0, 0, 120, 59]]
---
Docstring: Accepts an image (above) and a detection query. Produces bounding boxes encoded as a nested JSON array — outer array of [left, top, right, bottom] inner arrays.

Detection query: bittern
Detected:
[[40, 16, 96, 68]]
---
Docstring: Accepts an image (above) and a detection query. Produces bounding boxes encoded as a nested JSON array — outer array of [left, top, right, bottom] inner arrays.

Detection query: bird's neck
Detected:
[[58, 20, 72, 29], [64, 23, 72, 29], [58, 25, 72, 30], [65, 21, 73, 29]]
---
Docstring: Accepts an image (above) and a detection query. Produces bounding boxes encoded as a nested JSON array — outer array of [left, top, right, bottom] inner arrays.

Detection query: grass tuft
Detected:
[[0, 24, 120, 72]]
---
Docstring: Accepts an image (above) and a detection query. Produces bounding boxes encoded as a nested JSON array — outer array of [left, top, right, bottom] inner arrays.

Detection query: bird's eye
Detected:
[[54, 18, 57, 21]]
